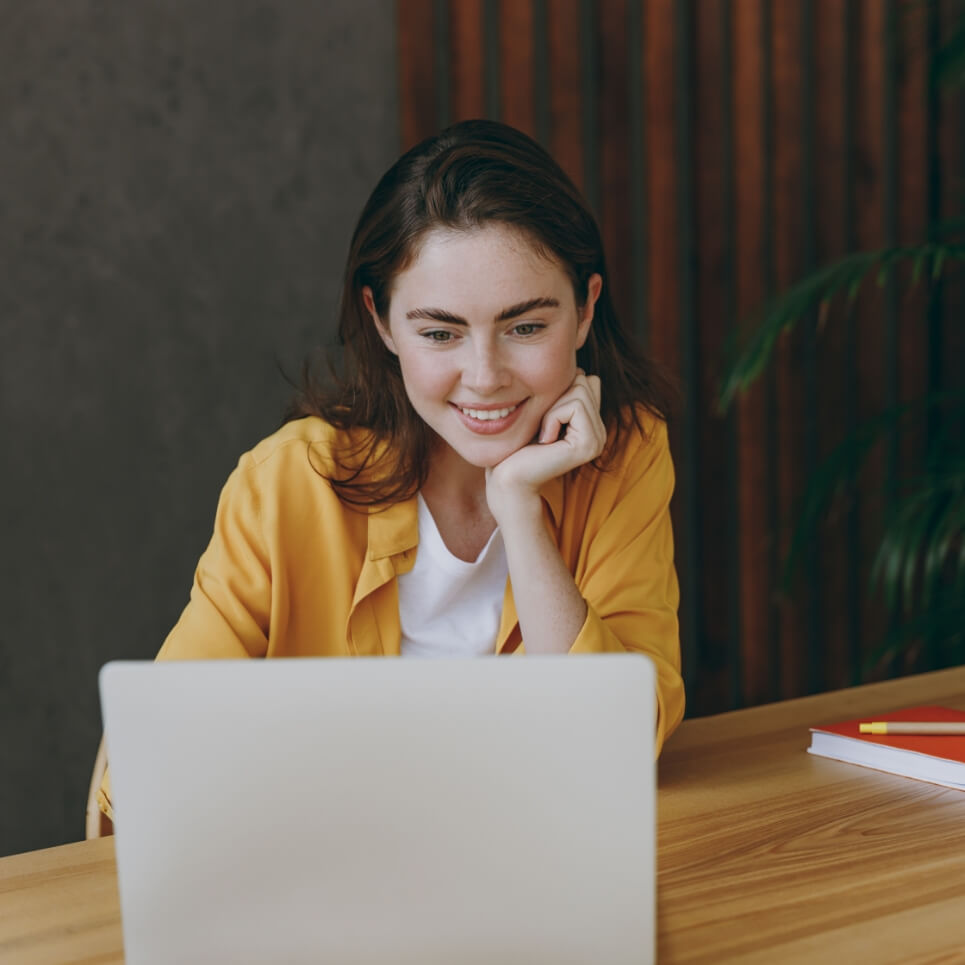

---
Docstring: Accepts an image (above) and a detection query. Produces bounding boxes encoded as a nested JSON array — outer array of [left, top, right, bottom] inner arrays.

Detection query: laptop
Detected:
[[99, 655, 656, 964]]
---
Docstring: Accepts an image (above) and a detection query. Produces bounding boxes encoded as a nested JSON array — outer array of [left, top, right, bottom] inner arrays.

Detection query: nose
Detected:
[[462, 338, 510, 395]]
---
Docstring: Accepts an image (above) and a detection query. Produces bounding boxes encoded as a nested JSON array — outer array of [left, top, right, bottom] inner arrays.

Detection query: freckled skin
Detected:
[[363, 223, 607, 655], [368, 224, 596, 471]]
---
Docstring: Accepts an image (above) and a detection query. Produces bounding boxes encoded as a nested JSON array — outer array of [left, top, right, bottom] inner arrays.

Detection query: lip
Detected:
[[450, 400, 527, 435]]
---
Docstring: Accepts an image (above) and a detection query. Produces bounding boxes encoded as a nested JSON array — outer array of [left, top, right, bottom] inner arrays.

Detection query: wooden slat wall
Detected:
[[732, 0, 774, 709], [813, 0, 852, 695], [396, 0, 963, 716], [854, 0, 890, 677], [939, 0, 965, 464], [694, 0, 738, 711], [772, 0, 810, 702]]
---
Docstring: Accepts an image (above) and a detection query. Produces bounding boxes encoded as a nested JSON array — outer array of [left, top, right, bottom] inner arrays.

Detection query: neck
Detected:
[[420, 440, 497, 562], [422, 440, 488, 514]]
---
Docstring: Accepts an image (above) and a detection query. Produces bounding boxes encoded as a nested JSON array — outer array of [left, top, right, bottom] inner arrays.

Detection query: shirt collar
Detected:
[[366, 497, 419, 560]]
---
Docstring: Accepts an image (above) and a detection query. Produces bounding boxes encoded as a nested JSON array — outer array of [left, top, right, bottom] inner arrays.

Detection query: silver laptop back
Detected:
[[100, 655, 656, 964]]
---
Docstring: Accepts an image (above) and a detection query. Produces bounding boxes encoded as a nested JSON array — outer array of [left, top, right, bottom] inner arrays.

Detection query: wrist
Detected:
[[486, 483, 544, 531]]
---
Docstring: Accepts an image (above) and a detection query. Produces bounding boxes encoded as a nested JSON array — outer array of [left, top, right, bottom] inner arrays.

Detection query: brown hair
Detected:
[[287, 119, 675, 506]]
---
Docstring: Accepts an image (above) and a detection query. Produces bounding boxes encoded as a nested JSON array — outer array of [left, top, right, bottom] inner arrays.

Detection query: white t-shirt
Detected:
[[399, 494, 509, 657]]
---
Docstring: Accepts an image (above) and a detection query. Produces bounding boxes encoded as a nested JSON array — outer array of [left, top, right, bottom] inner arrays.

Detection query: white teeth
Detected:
[[459, 404, 517, 421]]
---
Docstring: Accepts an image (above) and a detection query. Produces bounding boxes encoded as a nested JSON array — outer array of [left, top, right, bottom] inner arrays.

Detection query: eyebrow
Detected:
[[404, 297, 561, 324]]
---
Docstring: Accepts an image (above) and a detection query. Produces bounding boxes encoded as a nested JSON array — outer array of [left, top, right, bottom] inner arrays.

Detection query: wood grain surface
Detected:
[[0, 836, 120, 965], [658, 666, 965, 963], [3, 667, 964, 964]]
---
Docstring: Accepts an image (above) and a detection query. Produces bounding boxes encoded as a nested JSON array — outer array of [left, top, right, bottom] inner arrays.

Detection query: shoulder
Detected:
[[227, 417, 374, 501], [243, 416, 344, 472]]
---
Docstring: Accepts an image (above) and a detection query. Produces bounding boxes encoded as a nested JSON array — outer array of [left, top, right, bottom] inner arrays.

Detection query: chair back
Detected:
[[86, 735, 113, 838]]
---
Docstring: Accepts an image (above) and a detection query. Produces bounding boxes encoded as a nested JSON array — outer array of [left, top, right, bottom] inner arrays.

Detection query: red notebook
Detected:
[[808, 705, 965, 790]]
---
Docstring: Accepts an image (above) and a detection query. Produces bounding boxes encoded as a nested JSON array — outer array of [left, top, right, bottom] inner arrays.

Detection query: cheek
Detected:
[[530, 343, 578, 394], [396, 350, 454, 401]]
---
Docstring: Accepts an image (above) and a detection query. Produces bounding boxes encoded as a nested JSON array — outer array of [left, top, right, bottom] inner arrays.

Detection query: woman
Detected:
[[98, 119, 684, 822]]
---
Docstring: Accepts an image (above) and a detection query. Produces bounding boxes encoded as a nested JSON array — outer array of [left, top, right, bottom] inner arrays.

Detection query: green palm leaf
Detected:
[[774, 391, 965, 590], [717, 242, 965, 413]]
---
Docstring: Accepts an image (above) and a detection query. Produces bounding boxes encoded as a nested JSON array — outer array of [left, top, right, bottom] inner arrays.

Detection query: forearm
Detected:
[[500, 500, 588, 654]]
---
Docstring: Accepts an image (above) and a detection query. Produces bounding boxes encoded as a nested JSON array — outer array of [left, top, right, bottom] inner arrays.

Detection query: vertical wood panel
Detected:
[[672, 0, 700, 702], [483, 0, 501, 118], [896, 0, 930, 498], [813, 0, 855, 692], [547, 0, 585, 191], [932, 0, 965, 669], [599, 0, 632, 329], [938, 0, 965, 427], [579, 0, 600, 216], [883, 0, 900, 509], [642, 2, 687, 692], [694, 0, 739, 712], [772, 0, 809, 698], [643, 1, 698, 703], [499, 0, 535, 134], [644, 0, 679, 372], [449, 0, 486, 121], [435, 0, 452, 127], [800, 0, 821, 695], [853, 0, 889, 673], [733, 0, 774, 705], [533, 0, 551, 145], [398, 0, 438, 148], [627, 0, 647, 340]]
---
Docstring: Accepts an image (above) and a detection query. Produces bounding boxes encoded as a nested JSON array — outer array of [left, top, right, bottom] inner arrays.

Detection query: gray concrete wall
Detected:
[[0, 0, 399, 856]]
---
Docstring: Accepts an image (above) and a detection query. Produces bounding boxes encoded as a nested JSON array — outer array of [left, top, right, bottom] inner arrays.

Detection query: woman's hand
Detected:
[[485, 371, 605, 526], [483, 370, 603, 653]]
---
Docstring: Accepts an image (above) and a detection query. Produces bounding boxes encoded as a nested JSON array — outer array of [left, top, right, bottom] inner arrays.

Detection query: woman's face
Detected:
[[365, 224, 601, 470]]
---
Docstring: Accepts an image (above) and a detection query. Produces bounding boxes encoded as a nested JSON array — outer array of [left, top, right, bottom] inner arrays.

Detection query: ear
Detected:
[[576, 273, 602, 350], [362, 286, 397, 355]]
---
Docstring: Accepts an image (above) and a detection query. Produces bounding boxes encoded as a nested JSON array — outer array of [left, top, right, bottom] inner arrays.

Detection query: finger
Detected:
[[538, 373, 604, 444], [555, 378, 603, 426], [538, 406, 567, 444], [539, 395, 605, 454], [539, 391, 592, 443]]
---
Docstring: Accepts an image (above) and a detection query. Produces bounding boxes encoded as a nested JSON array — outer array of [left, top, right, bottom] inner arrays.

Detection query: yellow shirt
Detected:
[[99, 412, 684, 820]]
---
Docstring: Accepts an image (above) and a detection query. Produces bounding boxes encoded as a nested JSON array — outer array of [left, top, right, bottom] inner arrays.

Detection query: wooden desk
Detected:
[[657, 666, 965, 963], [3, 667, 964, 964]]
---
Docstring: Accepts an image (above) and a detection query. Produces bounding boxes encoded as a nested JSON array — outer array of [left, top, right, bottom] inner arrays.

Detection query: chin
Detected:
[[429, 415, 542, 470], [446, 438, 526, 470], [459, 448, 514, 470]]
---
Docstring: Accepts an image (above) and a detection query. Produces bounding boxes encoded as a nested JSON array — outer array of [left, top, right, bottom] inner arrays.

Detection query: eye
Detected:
[[511, 322, 544, 337], [420, 330, 455, 343]]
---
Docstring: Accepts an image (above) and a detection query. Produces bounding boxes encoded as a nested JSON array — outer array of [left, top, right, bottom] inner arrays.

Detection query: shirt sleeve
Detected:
[[567, 419, 685, 753]]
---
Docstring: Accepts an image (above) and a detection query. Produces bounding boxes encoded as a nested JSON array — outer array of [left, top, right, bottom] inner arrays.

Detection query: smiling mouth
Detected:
[[456, 404, 520, 421]]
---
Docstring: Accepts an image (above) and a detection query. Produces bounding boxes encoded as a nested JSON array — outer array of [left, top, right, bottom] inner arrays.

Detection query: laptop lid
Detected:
[[100, 655, 656, 964]]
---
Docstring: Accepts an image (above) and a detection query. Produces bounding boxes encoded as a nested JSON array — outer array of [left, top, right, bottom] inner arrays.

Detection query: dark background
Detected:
[[1, 1, 399, 856], [4, 0, 963, 860]]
